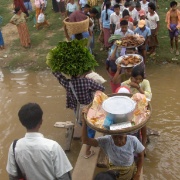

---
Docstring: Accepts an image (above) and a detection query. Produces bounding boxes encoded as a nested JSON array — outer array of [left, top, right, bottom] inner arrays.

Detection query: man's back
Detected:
[[7, 133, 72, 180], [69, 10, 87, 22]]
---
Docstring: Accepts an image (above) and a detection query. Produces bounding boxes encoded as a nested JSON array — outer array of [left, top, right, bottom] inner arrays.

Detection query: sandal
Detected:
[[83, 150, 95, 159]]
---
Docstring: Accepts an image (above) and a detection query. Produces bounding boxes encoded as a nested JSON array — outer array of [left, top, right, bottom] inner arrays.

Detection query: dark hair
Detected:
[[90, 8, 99, 15], [74, 33, 83, 40], [122, 9, 130, 18], [136, 1, 141, 8], [84, 4, 91, 8], [115, 0, 121, 3], [120, 19, 128, 26], [131, 65, 144, 79], [105, 1, 111, 20], [124, 1, 130, 8], [170, 1, 177, 7], [18, 103, 43, 130], [94, 171, 119, 180], [148, 2, 156, 11], [14, 7, 20, 14], [114, 4, 120, 9]]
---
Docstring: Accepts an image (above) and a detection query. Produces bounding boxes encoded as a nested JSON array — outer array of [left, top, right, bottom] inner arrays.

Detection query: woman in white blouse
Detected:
[[66, 0, 78, 16]]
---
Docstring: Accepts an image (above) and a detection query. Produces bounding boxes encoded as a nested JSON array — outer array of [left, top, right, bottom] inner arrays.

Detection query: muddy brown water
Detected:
[[0, 64, 179, 180]]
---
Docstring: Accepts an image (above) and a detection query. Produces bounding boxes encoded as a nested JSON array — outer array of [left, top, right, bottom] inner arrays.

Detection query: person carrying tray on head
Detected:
[[64, 4, 98, 41], [81, 107, 145, 180]]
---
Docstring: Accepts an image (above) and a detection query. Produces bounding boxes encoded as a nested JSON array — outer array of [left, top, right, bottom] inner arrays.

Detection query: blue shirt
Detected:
[[101, 9, 114, 29], [134, 26, 151, 39], [71, 31, 89, 39]]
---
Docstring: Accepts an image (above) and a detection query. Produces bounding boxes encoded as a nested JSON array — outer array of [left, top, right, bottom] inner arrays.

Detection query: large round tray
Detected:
[[115, 54, 143, 68], [84, 93, 152, 135], [120, 41, 144, 49]]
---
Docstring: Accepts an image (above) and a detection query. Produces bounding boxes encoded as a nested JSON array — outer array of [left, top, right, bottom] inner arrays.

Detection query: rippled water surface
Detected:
[[0, 64, 179, 179]]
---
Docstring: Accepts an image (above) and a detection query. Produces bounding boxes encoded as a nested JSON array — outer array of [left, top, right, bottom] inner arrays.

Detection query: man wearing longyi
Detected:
[[82, 108, 145, 180]]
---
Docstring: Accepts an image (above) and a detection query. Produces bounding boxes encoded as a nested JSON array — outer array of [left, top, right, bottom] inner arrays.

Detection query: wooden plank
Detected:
[[64, 125, 74, 151], [73, 121, 82, 139], [72, 132, 103, 180], [54, 121, 74, 128]]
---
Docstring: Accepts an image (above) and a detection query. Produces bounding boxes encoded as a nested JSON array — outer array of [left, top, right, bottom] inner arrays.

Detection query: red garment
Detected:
[[69, 10, 87, 22], [120, 17, 133, 23], [14, 0, 27, 13], [109, 71, 120, 93]]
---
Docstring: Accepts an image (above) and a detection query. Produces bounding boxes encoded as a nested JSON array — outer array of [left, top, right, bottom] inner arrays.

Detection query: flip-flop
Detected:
[[83, 150, 95, 159]]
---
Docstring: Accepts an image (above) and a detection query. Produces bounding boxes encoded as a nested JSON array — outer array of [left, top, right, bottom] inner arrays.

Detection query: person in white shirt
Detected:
[[79, 0, 88, 9], [125, 1, 139, 22], [147, 2, 159, 55], [114, 19, 134, 36], [110, 4, 122, 34], [140, 0, 149, 13], [6, 103, 72, 180], [66, 0, 78, 16]]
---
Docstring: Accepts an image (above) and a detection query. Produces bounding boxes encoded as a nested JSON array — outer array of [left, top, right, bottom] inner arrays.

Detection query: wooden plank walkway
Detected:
[[72, 132, 102, 180]]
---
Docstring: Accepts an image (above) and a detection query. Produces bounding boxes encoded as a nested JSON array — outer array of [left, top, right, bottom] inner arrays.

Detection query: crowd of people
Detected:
[[3, 0, 180, 180]]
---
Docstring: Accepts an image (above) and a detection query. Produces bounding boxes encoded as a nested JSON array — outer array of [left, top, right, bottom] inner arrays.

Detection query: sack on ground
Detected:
[[37, 13, 45, 23]]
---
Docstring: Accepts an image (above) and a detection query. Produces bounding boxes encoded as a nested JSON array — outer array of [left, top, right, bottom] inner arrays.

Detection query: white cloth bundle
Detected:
[[85, 71, 106, 84], [37, 13, 45, 23]]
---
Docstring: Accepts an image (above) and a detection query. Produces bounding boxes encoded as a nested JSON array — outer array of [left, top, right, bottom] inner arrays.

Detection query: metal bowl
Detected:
[[102, 96, 136, 124]]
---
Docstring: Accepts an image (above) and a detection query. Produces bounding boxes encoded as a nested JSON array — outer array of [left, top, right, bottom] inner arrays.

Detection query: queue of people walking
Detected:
[[3, 0, 180, 180]]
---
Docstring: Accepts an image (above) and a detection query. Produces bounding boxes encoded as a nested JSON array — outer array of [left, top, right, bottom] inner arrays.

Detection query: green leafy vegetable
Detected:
[[46, 39, 98, 76]]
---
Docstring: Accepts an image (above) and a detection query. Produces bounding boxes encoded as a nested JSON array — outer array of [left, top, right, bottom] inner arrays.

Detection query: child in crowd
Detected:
[[165, 1, 180, 56], [147, 2, 159, 56]]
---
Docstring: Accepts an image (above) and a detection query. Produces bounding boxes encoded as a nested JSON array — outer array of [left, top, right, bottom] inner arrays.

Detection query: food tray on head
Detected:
[[120, 34, 145, 49], [115, 54, 143, 67], [120, 41, 144, 49], [84, 93, 152, 135]]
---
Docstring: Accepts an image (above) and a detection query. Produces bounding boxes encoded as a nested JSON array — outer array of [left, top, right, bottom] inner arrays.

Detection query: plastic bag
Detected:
[[37, 13, 45, 23]]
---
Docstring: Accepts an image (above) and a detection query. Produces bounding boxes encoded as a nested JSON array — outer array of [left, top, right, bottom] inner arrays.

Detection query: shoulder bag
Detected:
[[12, 140, 26, 180], [69, 81, 85, 124]]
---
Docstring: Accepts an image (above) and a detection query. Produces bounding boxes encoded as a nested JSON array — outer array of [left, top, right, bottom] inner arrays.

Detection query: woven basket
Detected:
[[63, 17, 89, 36], [84, 93, 152, 135]]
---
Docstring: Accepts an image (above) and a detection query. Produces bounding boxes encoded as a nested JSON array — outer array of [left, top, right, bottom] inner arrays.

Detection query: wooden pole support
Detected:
[[54, 121, 74, 151]]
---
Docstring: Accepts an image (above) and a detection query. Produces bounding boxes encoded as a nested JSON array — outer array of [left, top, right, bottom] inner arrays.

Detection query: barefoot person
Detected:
[[82, 108, 145, 180], [147, 2, 159, 56], [10, 7, 31, 48], [165, 1, 180, 56]]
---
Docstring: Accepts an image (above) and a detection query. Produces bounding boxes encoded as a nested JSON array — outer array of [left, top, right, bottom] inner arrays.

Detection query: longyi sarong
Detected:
[[17, 23, 30, 47], [109, 162, 137, 180], [169, 24, 179, 39]]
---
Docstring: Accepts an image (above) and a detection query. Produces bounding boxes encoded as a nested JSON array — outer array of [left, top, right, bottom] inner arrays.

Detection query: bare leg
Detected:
[[170, 38, 174, 50], [141, 125, 147, 147], [86, 145, 91, 156], [175, 36, 179, 55]]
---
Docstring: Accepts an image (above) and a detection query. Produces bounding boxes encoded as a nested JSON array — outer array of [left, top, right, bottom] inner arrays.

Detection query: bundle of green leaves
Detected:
[[46, 39, 98, 76]]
